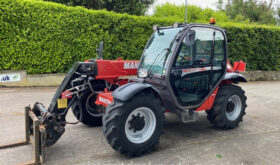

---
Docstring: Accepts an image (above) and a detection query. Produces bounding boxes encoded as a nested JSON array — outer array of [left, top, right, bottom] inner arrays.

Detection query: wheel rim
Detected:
[[125, 107, 156, 144], [86, 93, 103, 117], [226, 95, 242, 121]]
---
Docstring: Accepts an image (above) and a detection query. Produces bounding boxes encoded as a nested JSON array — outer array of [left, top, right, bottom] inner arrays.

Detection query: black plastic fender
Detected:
[[223, 72, 247, 83], [112, 82, 161, 102]]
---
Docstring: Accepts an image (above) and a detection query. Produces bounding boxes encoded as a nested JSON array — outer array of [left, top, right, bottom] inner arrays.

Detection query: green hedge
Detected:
[[0, 0, 280, 74], [221, 22, 280, 71]]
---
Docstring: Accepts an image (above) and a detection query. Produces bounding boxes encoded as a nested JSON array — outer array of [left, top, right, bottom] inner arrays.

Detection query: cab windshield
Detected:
[[138, 27, 183, 76]]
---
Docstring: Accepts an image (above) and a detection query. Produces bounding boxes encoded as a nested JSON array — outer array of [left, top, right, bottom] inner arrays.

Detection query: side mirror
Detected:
[[96, 41, 104, 59], [185, 30, 196, 46]]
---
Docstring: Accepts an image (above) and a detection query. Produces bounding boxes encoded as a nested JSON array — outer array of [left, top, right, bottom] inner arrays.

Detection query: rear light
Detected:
[[61, 91, 73, 99], [234, 60, 246, 72]]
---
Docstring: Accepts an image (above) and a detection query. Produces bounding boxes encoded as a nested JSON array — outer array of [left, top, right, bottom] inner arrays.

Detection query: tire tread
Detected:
[[207, 84, 247, 130], [103, 92, 164, 157]]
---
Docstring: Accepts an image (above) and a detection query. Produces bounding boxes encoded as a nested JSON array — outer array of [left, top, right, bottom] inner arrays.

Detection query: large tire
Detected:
[[103, 92, 164, 157], [206, 84, 247, 129], [71, 90, 103, 127]]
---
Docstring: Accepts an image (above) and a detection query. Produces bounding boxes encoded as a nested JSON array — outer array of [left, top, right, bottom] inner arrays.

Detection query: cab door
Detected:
[[170, 27, 225, 107]]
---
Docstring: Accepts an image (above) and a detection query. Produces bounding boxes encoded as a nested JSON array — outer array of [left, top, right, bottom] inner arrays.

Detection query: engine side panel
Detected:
[[95, 59, 139, 82]]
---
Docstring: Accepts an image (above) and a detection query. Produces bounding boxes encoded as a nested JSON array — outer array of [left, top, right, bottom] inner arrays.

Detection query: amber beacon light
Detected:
[[210, 17, 216, 24]]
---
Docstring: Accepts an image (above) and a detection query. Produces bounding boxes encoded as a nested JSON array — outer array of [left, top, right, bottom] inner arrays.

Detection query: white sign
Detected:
[[0, 73, 21, 82]]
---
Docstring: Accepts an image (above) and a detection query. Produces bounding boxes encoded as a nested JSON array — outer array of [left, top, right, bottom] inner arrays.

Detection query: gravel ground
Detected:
[[0, 81, 280, 165]]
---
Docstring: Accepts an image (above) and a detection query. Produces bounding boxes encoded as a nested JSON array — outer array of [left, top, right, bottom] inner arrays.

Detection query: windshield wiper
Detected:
[[161, 30, 183, 70], [147, 48, 170, 78], [146, 30, 183, 78]]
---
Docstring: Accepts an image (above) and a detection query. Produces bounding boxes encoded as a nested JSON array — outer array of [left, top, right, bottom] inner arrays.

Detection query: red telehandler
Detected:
[[1, 20, 247, 163]]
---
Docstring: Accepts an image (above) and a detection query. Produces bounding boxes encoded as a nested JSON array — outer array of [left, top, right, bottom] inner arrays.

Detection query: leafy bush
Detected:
[[0, 0, 280, 74], [0, 0, 172, 74], [43, 0, 154, 16]]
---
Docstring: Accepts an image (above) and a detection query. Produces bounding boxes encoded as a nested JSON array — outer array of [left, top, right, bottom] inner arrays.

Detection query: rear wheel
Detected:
[[71, 90, 103, 126], [103, 92, 164, 156], [206, 84, 247, 129]]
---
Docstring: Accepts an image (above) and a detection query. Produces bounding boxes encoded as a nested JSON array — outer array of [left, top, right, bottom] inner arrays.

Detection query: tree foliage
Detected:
[[222, 0, 277, 25], [277, 7, 280, 24], [153, 1, 279, 25], [43, 0, 153, 15], [152, 3, 230, 23]]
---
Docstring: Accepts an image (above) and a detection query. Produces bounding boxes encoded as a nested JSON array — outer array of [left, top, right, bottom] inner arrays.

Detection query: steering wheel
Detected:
[[177, 53, 192, 66]]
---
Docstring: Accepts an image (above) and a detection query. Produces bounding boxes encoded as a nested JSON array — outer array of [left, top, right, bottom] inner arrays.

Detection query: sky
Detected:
[[147, 0, 218, 15]]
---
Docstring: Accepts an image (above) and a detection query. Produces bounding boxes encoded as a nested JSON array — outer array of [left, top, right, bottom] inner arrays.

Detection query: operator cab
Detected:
[[137, 22, 227, 112]]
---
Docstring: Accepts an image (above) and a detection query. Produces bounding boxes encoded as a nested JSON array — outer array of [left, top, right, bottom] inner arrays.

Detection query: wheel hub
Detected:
[[125, 107, 156, 144], [86, 93, 103, 117], [129, 113, 145, 132], [226, 101, 235, 113], [225, 95, 242, 121]]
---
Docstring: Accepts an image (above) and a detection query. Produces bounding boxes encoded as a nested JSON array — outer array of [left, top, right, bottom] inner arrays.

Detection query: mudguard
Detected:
[[112, 82, 160, 102], [223, 72, 247, 83]]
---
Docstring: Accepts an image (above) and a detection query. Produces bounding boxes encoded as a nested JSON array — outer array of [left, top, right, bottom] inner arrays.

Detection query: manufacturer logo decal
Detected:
[[124, 62, 139, 69]]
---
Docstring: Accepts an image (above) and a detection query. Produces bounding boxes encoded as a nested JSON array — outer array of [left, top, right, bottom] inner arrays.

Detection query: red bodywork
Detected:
[[196, 87, 219, 111], [200, 60, 246, 111], [95, 91, 114, 107], [226, 60, 246, 73], [95, 59, 139, 85], [234, 60, 246, 72], [83, 58, 246, 112]]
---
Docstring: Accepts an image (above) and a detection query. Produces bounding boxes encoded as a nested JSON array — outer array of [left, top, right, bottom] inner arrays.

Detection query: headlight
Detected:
[[77, 62, 96, 76], [138, 68, 148, 78]]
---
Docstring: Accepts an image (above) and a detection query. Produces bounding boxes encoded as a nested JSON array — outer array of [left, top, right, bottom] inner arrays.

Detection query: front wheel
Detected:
[[103, 92, 164, 156], [206, 84, 247, 129]]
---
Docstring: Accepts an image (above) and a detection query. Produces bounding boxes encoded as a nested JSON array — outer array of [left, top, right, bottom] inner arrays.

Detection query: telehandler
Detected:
[[0, 19, 247, 163]]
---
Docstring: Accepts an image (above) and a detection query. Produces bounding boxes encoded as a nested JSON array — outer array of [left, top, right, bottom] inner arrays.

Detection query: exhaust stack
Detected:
[[185, 0, 188, 23]]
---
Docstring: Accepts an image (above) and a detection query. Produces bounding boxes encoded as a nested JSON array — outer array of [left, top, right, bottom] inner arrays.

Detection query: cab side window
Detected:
[[175, 27, 214, 67], [175, 43, 193, 67], [214, 30, 225, 67], [212, 30, 225, 86]]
